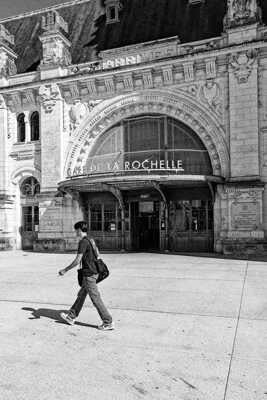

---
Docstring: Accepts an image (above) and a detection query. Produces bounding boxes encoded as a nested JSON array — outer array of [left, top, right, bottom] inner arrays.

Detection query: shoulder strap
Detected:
[[85, 237, 99, 260]]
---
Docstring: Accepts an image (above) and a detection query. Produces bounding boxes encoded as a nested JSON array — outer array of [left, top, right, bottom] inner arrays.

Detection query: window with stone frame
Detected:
[[30, 111, 40, 141], [105, 0, 122, 24], [17, 113, 26, 143]]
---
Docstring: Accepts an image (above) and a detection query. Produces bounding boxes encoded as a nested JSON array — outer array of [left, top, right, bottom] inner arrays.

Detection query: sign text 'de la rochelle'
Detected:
[[84, 159, 184, 174]]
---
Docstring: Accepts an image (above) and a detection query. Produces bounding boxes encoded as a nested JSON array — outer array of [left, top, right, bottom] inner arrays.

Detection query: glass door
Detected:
[[168, 200, 213, 252]]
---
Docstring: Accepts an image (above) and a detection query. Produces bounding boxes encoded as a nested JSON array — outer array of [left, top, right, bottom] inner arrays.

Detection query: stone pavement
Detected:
[[0, 251, 266, 400]]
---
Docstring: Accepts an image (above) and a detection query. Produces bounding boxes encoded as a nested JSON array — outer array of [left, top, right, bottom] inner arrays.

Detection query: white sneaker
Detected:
[[60, 312, 76, 326], [97, 322, 114, 331]]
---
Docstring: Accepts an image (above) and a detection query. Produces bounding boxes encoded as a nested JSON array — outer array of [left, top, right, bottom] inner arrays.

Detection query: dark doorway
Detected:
[[131, 201, 160, 251]]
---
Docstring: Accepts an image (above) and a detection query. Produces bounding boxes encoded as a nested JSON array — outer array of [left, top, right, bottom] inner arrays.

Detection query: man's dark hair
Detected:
[[74, 221, 88, 232]]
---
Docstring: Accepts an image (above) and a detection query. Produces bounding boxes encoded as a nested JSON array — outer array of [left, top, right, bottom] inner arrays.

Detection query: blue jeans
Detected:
[[69, 274, 112, 325]]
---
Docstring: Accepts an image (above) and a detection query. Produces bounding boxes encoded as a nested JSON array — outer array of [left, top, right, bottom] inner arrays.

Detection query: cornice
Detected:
[[0, 37, 266, 101]]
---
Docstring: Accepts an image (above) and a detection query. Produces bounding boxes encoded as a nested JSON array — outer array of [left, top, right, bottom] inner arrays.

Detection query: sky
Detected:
[[0, 0, 74, 19]]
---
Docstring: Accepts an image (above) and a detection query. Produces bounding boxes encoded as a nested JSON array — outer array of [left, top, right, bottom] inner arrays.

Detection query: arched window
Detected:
[[20, 177, 40, 248], [85, 114, 212, 176], [17, 113, 25, 143], [20, 177, 40, 197], [30, 111, 40, 141]]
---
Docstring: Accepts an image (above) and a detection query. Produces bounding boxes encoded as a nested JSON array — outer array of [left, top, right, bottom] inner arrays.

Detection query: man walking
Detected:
[[58, 221, 113, 331]]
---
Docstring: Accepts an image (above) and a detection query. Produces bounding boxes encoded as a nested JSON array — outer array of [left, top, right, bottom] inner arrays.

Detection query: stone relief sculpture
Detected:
[[224, 0, 261, 28], [229, 51, 256, 83], [41, 39, 71, 67], [39, 84, 61, 113], [200, 80, 222, 115], [0, 52, 16, 78], [69, 99, 88, 131]]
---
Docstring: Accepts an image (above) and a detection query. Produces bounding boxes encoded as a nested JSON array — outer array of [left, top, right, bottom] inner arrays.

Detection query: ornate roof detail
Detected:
[[224, 0, 262, 29], [39, 10, 71, 68]]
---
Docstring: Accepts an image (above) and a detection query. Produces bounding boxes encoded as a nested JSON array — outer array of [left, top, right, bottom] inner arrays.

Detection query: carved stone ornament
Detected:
[[40, 11, 71, 67], [41, 37, 71, 67], [69, 99, 88, 131], [0, 50, 17, 78], [224, 0, 262, 28], [39, 84, 61, 113], [88, 99, 102, 112], [230, 51, 256, 83], [200, 80, 222, 115]]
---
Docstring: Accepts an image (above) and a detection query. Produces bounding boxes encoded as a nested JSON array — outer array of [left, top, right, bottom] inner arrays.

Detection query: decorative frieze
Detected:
[[22, 89, 37, 106], [86, 80, 97, 95], [68, 83, 80, 99], [183, 61, 194, 82], [142, 70, 153, 89], [122, 73, 134, 90], [104, 77, 115, 93], [162, 66, 173, 85], [205, 58, 217, 79]]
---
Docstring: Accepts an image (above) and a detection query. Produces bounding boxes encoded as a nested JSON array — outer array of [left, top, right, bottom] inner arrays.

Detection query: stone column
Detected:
[[24, 111, 31, 142]]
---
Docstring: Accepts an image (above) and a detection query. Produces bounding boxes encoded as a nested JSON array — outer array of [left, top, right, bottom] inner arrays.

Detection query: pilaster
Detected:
[[39, 84, 64, 191], [228, 49, 259, 179]]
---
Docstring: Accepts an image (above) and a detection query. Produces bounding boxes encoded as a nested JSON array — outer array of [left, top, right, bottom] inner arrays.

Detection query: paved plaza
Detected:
[[0, 251, 266, 400]]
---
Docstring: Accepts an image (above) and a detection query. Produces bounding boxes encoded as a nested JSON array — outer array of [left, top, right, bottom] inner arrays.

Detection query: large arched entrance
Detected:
[[61, 113, 220, 252]]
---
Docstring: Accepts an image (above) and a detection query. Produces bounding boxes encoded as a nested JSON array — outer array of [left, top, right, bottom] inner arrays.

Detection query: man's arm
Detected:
[[58, 253, 83, 276]]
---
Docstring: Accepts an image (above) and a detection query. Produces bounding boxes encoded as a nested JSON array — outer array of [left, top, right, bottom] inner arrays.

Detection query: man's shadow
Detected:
[[22, 307, 98, 329]]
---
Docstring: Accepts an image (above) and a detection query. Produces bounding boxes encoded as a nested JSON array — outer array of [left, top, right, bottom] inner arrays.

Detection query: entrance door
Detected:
[[168, 200, 213, 252], [131, 201, 160, 251], [21, 205, 39, 250]]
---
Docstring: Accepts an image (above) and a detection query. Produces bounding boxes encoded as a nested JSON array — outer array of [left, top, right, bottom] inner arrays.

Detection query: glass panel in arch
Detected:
[[167, 118, 207, 150], [168, 150, 212, 175], [84, 125, 124, 174], [124, 116, 164, 152]]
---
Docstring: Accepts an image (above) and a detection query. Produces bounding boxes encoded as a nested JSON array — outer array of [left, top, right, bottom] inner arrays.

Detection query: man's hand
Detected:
[[58, 269, 66, 276]]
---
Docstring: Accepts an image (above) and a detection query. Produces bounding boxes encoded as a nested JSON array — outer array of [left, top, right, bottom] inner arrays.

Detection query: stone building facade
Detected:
[[0, 0, 267, 255]]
